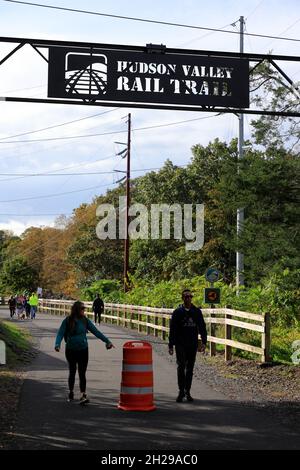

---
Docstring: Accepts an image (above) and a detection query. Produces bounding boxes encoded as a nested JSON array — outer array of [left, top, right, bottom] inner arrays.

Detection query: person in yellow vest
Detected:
[[29, 292, 39, 320]]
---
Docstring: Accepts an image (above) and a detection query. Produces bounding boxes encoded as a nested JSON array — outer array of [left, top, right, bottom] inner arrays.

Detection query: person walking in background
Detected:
[[92, 293, 104, 324], [16, 295, 25, 320], [169, 289, 207, 403], [24, 296, 31, 319], [8, 295, 16, 318], [29, 292, 38, 319], [55, 300, 114, 404]]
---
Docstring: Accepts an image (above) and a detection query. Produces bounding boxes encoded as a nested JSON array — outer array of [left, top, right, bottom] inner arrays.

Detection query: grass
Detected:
[[0, 320, 32, 368], [0, 320, 34, 449], [270, 327, 300, 364]]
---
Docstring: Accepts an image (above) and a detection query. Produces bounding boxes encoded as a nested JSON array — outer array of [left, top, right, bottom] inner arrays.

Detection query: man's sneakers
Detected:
[[176, 391, 194, 403], [185, 392, 194, 402], [68, 391, 74, 402], [176, 392, 185, 403], [79, 393, 90, 405]]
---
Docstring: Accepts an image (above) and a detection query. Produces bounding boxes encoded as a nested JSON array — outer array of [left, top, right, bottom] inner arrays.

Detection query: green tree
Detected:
[[0, 255, 38, 293]]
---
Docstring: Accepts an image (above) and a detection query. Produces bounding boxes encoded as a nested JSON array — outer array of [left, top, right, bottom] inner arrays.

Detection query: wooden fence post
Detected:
[[154, 315, 159, 338], [162, 316, 167, 341], [262, 312, 271, 363], [124, 305, 127, 328], [225, 313, 232, 361], [138, 308, 142, 333], [146, 310, 150, 335], [209, 306, 216, 357]]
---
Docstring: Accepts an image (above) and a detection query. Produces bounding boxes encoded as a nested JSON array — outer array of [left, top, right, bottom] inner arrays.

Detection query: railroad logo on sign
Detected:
[[65, 53, 107, 96]]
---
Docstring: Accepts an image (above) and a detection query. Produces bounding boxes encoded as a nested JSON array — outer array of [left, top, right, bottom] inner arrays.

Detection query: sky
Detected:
[[0, 0, 299, 235]]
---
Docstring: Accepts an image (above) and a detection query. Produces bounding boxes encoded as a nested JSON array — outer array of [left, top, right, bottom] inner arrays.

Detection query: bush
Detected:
[[81, 279, 123, 302], [82, 269, 300, 328]]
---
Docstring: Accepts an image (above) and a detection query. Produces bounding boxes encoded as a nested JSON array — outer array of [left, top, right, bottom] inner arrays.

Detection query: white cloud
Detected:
[[0, 218, 55, 236]]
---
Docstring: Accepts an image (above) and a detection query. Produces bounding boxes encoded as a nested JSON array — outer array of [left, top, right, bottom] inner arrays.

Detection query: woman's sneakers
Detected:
[[79, 393, 89, 405], [68, 392, 90, 404]]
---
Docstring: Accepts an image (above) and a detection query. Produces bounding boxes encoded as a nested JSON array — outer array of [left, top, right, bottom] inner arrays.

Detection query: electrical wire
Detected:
[[3, 0, 300, 43], [0, 165, 185, 177], [0, 160, 189, 263], [0, 213, 72, 216], [0, 108, 119, 141], [245, 0, 266, 20], [0, 84, 44, 94], [0, 153, 117, 183], [0, 114, 218, 144], [0, 181, 117, 203]]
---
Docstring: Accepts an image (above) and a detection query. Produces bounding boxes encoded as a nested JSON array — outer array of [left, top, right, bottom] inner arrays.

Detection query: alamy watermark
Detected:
[[291, 340, 300, 365], [0, 340, 6, 366], [96, 197, 204, 251]]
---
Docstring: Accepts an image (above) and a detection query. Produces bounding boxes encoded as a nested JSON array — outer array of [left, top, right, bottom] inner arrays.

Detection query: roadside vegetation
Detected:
[[0, 320, 34, 448]]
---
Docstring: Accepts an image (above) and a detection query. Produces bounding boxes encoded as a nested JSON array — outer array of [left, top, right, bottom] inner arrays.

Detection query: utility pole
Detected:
[[236, 15, 245, 293], [124, 113, 131, 292]]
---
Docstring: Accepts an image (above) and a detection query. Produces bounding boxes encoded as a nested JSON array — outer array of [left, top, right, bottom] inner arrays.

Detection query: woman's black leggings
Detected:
[[65, 348, 89, 393]]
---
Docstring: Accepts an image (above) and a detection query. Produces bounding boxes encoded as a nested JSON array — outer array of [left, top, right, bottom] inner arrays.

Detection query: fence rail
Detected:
[[38, 299, 271, 363]]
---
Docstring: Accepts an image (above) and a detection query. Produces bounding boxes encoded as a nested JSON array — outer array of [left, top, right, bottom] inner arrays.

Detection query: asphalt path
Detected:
[[1, 308, 299, 450]]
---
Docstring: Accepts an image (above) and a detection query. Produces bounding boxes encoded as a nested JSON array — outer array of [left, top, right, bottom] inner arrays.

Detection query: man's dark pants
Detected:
[[175, 344, 197, 393], [94, 311, 102, 324]]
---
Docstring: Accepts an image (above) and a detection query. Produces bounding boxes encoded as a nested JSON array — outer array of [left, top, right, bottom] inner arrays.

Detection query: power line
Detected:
[[263, 17, 300, 50], [245, 0, 266, 20], [0, 166, 179, 177], [0, 114, 217, 144], [0, 181, 117, 203], [0, 161, 188, 263], [0, 213, 72, 216], [179, 21, 235, 47], [0, 84, 44, 94], [0, 160, 189, 273], [2, 198, 101, 268], [3, 0, 300, 43], [2, 191, 100, 260], [0, 128, 126, 144], [0, 108, 119, 141], [0, 153, 117, 183]]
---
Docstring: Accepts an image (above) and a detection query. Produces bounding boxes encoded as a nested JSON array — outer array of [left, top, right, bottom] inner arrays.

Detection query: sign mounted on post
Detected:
[[205, 268, 222, 283], [204, 287, 221, 304], [48, 45, 249, 109]]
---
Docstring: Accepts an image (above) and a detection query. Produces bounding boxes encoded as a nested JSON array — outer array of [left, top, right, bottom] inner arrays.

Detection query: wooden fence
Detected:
[[38, 299, 271, 363]]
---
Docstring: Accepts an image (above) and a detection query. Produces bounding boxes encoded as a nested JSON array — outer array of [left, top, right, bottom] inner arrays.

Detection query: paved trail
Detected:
[[1, 309, 299, 450]]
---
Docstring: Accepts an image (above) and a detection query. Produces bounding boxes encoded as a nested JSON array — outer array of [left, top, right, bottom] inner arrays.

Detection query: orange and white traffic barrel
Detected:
[[118, 341, 156, 411]]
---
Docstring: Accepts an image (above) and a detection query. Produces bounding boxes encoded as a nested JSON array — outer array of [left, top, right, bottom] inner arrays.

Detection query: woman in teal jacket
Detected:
[[55, 300, 114, 404]]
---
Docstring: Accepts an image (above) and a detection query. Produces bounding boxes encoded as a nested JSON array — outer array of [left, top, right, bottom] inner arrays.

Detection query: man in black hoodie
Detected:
[[92, 294, 104, 324], [169, 289, 207, 403]]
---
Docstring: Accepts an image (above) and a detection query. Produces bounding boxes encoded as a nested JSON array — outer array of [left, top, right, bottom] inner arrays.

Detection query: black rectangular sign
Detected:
[[48, 47, 249, 109], [204, 287, 221, 304]]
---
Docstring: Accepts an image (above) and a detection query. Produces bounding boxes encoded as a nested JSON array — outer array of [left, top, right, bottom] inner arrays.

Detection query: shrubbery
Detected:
[[82, 268, 300, 328]]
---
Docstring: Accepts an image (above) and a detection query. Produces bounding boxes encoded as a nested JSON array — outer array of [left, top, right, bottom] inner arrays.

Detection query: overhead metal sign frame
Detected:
[[0, 36, 299, 117]]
